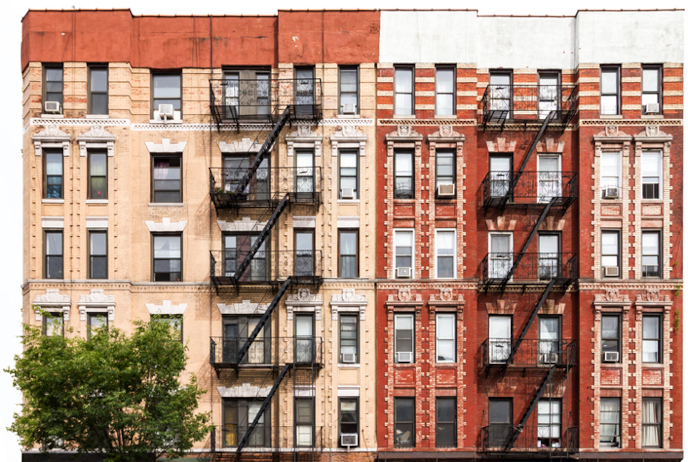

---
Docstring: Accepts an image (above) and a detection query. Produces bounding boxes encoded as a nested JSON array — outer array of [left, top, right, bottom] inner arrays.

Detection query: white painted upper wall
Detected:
[[379, 10, 683, 66]]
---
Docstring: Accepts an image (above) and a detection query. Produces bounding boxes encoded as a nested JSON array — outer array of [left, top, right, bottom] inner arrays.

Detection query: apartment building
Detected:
[[20, 8, 682, 462]]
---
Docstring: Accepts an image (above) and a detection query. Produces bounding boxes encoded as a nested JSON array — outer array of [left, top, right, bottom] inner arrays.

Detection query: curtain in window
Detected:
[[600, 398, 620, 446], [154, 160, 170, 180], [642, 400, 661, 447]]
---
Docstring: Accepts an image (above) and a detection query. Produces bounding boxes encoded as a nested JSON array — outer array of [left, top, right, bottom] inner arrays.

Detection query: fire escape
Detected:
[[207, 76, 324, 461], [479, 82, 579, 456]]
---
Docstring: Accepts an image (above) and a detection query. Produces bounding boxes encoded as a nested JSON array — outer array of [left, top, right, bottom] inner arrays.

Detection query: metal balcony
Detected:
[[481, 171, 577, 210], [479, 252, 577, 288], [480, 83, 578, 129], [481, 339, 576, 369], [482, 425, 578, 454], [210, 250, 323, 288], [212, 425, 325, 451], [210, 336, 323, 373], [210, 166, 323, 209]]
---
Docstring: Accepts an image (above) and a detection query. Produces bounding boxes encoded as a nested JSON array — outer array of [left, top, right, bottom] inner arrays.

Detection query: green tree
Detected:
[[7, 318, 212, 462]]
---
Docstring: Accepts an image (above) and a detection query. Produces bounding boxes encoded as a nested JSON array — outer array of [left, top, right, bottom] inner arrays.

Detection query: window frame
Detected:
[[339, 314, 359, 364], [435, 313, 456, 363], [641, 65, 662, 115], [43, 149, 64, 200], [339, 398, 359, 446], [600, 151, 621, 199], [151, 233, 183, 282], [394, 397, 415, 448], [151, 153, 183, 203], [537, 70, 561, 119], [88, 64, 108, 115], [394, 313, 414, 363], [394, 65, 415, 116], [87, 312, 108, 340], [435, 228, 457, 279], [152, 314, 183, 343], [435, 65, 456, 117], [642, 314, 662, 363], [338, 66, 359, 115], [44, 230, 63, 280], [294, 397, 315, 448], [43, 64, 64, 107], [641, 150, 662, 200], [600, 65, 621, 116], [338, 149, 359, 200], [488, 70, 513, 119], [151, 71, 182, 119], [88, 150, 108, 200], [338, 229, 358, 279], [88, 230, 108, 280], [601, 230, 621, 277], [435, 149, 456, 198], [488, 231, 514, 280], [600, 397, 621, 447], [42, 312, 64, 337], [601, 314, 621, 362], [223, 233, 268, 282], [537, 398, 562, 448], [222, 398, 271, 448], [641, 230, 661, 278], [435, 397, 457, 448], [642, 397, 662, 448], [393, 229, 415, 278], [393, 149, 414, 199]]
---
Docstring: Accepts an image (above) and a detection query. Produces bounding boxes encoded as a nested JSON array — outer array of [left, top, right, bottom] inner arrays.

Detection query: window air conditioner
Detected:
[[604, 266, 619, 277], [603, 351, 620, 362], [540, 353, 559, 364], [341, 434, 358, 447], [396, 267, 412, 278], [44, 101, 61, 114], [341, 353, 356, 364], [342, 103, 357, 115], [437, 184, 455, 197], [396, 351, 412, 363], [341, 188, 356, 200], [644, 103, 660, 114], [158, 104, 175, 121], [602, 187, 619, 199]]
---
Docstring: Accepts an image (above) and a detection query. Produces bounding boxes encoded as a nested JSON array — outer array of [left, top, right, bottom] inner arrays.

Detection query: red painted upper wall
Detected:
[[21, 9, 380, 71]]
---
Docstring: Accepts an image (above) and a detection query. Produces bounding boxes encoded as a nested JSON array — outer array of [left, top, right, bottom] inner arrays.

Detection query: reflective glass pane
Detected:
[[91, 69, 107, 92], [154, 75, 181, 98]]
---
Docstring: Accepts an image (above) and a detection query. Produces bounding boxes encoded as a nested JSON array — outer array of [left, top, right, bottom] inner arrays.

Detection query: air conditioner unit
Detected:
[[602, 187, 619, 200], [44, 101, 61, 114], [604, 266, 619, 277], [540, 353, 559, 364], [341, 434, 359, 447], [396, 351, 412, 363], [644, 103, 660, 114], [341, 353, 356, 364], [437, 183, 455, 197], [158, 104, 175, 121], [603, 351, 620, 362], [396, 267, 412, 278], [342, 103, 357, 115], [341, 187, 356, 200]]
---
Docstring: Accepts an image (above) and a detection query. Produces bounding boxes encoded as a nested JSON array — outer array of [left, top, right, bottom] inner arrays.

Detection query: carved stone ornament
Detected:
[[145, 300, 188, 316], [33, 125, 70, 157], [78, 289, 115, 306], [386, 125, 422, 140], [219, 138, 260, 153], [645, 125, 659, 137], [439, 125, 453, 137], [398, 288, 412, 302], [218, 384, 271, 398], [593, 288, 630, 303], [342, 125, 362, 138], [33, 289, 71, 322], [635, 288, 672, 304], [440, 288, 452, 301], [34, 125, 69, 139], [605, 125, 619, 137], [297, 125, 316, 137], [634, 125, 672, 142], [298, 289, 313, 301], [286, 125, 322, 157]]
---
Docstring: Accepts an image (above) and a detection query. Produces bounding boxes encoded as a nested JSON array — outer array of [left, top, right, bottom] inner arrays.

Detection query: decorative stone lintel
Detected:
[[386, 288, 423, 310], [219, 138, 261, 153], [33, 125, 70, 157], [337, 385, 360, 397], [78, 125, 116, 157], [217, 301, 268, 316], [427, 126, 464, 142], [635, 289, 673, 313], [285, 289, 322, 320], [593, 288, 632, 308], [217, 384, 271, 398], [293, 216, 316, 228], [216, 217, 266, 233], [145, 218, 187, 233], [78, 289, 115, 322], [330, 289, 368, 321], [33, 289, 71, 321], [592, 125, 632, 142], [286, 125, 322, 157], [634, 126, 673, 143], [144, 138, 187, 154], [42, 216, 65, 229], [386, 125, 423, 142], [85, 217, 108, 229], [145, 300, 188, 316], [330, 125, 367, 157]]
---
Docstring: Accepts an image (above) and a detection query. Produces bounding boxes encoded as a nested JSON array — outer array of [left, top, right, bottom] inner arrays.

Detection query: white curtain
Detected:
[[642, 399, 661, 447], [600, 398, 620, 446]]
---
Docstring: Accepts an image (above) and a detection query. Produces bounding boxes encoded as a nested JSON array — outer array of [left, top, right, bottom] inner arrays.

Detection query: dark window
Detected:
[[394, 150, 414, 199], [223, 399, 270, 448], [152, 234, 182, 282], [436, 150, 455, 195], [642, 397, 662, 447], [538, 399, 562, 447], [489, 71, 512, 118], [488, 399, 512, 448], [224, 234, 267, 282], [339, 66, 359, 114], [538, 71, 560, 119], [222, 154, 270, 200], [601, 315, 620, 361], [394, 313, 414, 363], [295, 230, 315, 277], [222, 69, 270, 120], [642, 315, 661, 363], [88, 151, 107, 199], [339, 314, 358, 364], [436, 397, 456, 447], [394, 397, 414, 447], [295, 150, 315, 201], [44, 65, 63, 106], [339, 150, 359, 199], [223, 316, 270, 364], [88, 65, 108, 115], [339, 398, 359, 446], [295, 398, 315, 447], [600, 66, 620, 115], [44, 151, 63, 199], [152, 315, 183, 343], [641, 151, 661, 199], [642, 231, 661, 278], [601, 230, 620, 276], [394, 66, 414, 115], [152, 155, 182, 203], [152, 73, 182, 117], [600, 397, 621, 447], [642, 65, 662, 114], [43, 313, 64, 337], [339, 230, 358, 278], [44, 231, 63, 279], [435, 66, 455, 116], [89, 231, 107, 279], [87, 313, 108, 340]]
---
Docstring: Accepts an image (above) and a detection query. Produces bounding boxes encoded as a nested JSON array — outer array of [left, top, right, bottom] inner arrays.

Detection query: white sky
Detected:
[[0, 1, 685, 461]]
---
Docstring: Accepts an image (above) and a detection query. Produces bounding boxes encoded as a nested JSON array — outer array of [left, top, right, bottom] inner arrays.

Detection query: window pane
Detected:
[[46, 68, 62, 82], [91, 94, 108, 114], [46, 232, 62, 255], [396, 69, 412, 92], [643, 233, 659, 255], [436, 69, 453, 93], [601, 70, 618, 94], [490, 74, 510, 86], [642, 152, 661, 177], [602, 316, 619, 339], [340, 69, 357, 92], [154, 75, 181, 98], [91, 69, 107, 92], [642, 68, 659, 92], [154, 235, 181, 258], [90, 232, 106, 255], [601, 232, 618, 254], [90, 153, 107, 176], [396, 315, 413, 331], [437, 231, 454, 254], [46, 153, 63, 175]]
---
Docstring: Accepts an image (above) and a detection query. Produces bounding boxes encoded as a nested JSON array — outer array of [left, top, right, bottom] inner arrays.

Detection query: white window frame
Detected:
[[435, 229, 456, 279], [488, 232, 513, 279], [393, 229, 415, 279], [600, 151, 621, 199], [435, 313, 456, 363], [641, 150, 662, 200], [537, 154, 562, 203], [394, 313, 415, 363]]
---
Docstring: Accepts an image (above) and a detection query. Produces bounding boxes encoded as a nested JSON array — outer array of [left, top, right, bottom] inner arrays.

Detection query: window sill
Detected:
[[338, 199, 360, 204], [600, 198, 622, 202], [392, 114, 416, 119], [148, 202, 184, 207], [435, 115, 457, 119], [338, 363, 360, 368], [600, 362, 622, 366], [600, 114, 623, 119], [42, 199, 64, 204], [86, 199, 109, 205], [40, 114, 65, 119], [641, 114, 664, 120], [149, 119, 183, 125], [86, 114, 109, 119], [337, 114, 361, 119]]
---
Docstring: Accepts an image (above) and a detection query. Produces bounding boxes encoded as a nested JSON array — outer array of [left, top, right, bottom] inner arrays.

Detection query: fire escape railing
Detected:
[[210, 250, 324, 288], [481, 338, 577, 369], [481, 171, 578, 210], [210, 335, 324, 372], [483, 424, 579, 453], [480, 252, 578, 286]]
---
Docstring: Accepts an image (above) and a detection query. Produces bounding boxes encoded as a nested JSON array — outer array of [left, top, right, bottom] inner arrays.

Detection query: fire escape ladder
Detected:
[[503, 365, 556, 451], [510, 110, 556, 193], [236, 363, 292, 453]]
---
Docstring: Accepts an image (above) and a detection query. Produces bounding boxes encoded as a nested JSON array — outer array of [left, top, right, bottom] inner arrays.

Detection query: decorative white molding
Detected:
[[330, 126, 367, 157], [337, 216, 360, 228], [293, 216, 316, 228], [285, 289, 322, 320], [77, 126, 116, 157], [217, 217, 266, 233], [217, 301, 268, 316], [330, 289, 368, 321], [42, 216, 64, 229], [219, 138, 261, 153], [144, 138, 187, 154], [285, 125, 322, 157], [634, 125, 673, 142], [85, 217, 108, 229], [78, 290, 116, 321], [217, 384, 271, 398], [33, 289, 71, 321], [145, 218, 187, 233], [427, 126, 465, 142], [33, 125, 70, 157], [145, 300, 188, 316], [385, 125, 423, 141], [593, 125, 632, 141], [337, 385, 360, 397], [294, 385, 315, 397]]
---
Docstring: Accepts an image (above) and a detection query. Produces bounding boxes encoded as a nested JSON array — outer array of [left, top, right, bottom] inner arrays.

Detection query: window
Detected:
[[538, 154, 562, 202], [88, 65, 108, 115], [642, 65, 662, 114], [88, 231, 107, 279], [601, 230, 620, 276], [641, 151, 661, 199], [223, 316, 270, 364], [339, 398, 359, 445], [538, 399, 562, 448], [295, 230, 315, 277], [152, 155, 182, 203], [295, 150, 315, 201], [152, 315, 183, 343], [436, 313, 455, 362], [295, 314, 314, 364], [436, 150, 455, 195], [642, 315, 661, 363], [488, 399, 512, 448], [538, 233, 560, 280], [489, 71, 512, 118], [642, 398, 662, 448], [393, 230, 414, 278], [601, 315, 620, 361], [436, 397, 456, 447], [152, 73, 182, 118], [43, 313, 64, 337], [44, 231, 63, 279], [87, 313, 108, 340], [339, 150, 358, 199], [44, 150, 63, 199], [339, 230, 358, 278], [295, 398, 314, 447], [488, 316, 511, 364], [340, 314, 358, 363], [223, 69, 270, 119], [489, 155, 512, 198], [295, 67, 315, 117], [224, 234, 267, 282], [601, 151, 620, 198], [339, 66, 359, 114], [152, 234, 182, 282], [600, 66, 620, 115], [394, 66, 414, 115], [43, 65, 63, 106], [435, 66, 455, 116], [394, 150, 414, 199], [435, 229, 456, 279], [539, 317, 561, 364], [223, 154, 269, 200], [600, 398, 621, 447], [489, 232, 513, 279], [642, 231, 661, 278], [538, 71, 560, 119], [394, 398, 414, 447], [88, 151, 107, 199], [223, 399, 270, 448], [394, 314, 414, 363]]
